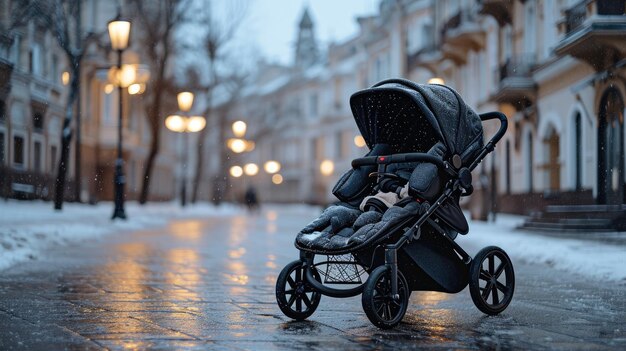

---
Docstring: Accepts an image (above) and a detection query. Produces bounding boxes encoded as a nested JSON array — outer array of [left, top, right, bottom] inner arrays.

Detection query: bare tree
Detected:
[[185, 1, 248, 203], [12, 0, 86, 210], [127, 0, 188, 204]]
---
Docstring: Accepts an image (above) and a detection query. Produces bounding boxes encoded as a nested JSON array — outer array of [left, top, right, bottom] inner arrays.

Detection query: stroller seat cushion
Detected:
[[332, 144, 392, 206], [408, 142, 446, 202], [348, 201, 425, 247], [300, 204, 361, 235], [295, 201, 427, 252]]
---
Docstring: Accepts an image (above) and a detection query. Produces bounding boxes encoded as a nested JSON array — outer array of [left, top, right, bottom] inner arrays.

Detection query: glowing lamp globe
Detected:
[[108, 20, 131, 51], [264, 161, 281, 174], [186, 116, 206, 132], [320, 159, 334, 176], [177, 92, 194, 112]]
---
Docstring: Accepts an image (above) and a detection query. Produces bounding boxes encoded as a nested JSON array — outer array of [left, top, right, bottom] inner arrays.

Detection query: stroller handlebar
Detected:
[[351, 153, 444, 169], [479, 111, 508, 147]]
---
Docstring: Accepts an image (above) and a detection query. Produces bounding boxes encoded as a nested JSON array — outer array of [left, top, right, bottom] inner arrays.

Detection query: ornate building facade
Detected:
[[0, 0, 178, 202], [216, 0, 626, 219]]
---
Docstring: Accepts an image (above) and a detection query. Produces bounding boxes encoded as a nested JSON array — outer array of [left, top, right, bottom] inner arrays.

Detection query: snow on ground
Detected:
[[458, 215, 626, 282], [0, 200, 241, 271], [1, 200, 625, 283]]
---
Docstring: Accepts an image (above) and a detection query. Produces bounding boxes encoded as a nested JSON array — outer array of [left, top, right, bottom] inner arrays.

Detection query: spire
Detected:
[[299, 8, 313, 29], [294, 6, 319, 69]]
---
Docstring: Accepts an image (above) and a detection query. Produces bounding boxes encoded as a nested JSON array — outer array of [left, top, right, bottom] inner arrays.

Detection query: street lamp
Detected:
[[165, 92, 206, 207], [320, 159, 334, 176], [354, 135, 366, 148], [428, 77, 445, 85], [232, 121, 247, 138], [108, 16, 131, 220], [264, 160, 281, 174]]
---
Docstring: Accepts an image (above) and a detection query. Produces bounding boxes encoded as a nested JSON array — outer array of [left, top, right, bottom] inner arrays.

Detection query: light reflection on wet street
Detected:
[[0, 206, 625, 350]]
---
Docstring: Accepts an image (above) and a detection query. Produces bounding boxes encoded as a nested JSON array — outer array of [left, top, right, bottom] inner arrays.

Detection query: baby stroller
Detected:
[[275, 79, 514, 329]]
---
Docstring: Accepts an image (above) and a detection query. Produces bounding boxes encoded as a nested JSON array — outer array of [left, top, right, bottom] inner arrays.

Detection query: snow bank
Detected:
[[0, 200, 241, 271], [458, 215, 626, 282]]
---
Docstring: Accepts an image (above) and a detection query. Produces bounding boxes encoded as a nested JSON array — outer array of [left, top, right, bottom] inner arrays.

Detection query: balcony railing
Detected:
[[499, 55, 535, 81], [555, 0, 626, 70], [0, 58, 13, 99], [477, 0, 513, 26], [563, 0, 626, 35], [492, 54, 536, 109]]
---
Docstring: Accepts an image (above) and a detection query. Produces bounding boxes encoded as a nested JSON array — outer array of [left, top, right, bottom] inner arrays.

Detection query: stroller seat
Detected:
[[296, 142, 451, 253], [295, 80, 482, 254]]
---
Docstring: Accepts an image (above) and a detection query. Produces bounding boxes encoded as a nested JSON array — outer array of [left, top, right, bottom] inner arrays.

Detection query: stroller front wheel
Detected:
[[276, 260, 322, 320], [469, 246, 515, 315], [361, 265, 409, 329]]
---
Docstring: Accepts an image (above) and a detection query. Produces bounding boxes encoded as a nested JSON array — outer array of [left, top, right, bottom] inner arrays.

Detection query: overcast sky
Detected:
[[231, 0, 379, 65]]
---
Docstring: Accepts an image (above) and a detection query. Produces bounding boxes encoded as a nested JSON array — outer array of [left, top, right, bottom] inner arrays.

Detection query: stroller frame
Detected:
[[276, 109, 514, 328]]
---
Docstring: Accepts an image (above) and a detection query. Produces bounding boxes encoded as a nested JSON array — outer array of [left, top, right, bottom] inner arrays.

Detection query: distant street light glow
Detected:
[[272, 174, 283, 185], [177, 92, 194, 112], [354, 135, 366, 147], [264, 161, 281, 174], [128, 83, 142, 95], [320, 159, 334, 176], [104, 84, 114, 94], [229, 139, 247, 153], [165, 115, 186, 133], [428, 77, 445, 85], [186, 116, 206, 132], [232, 121, 247, 138], [62, 71, 70, 85], [244, 140, 255, 152], [230, 166, 243, 178], [244, 163, 259, 176]]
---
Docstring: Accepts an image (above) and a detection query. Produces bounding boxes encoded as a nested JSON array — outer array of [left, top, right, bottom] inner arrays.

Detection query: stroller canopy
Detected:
[[350, 79, 483, 165]]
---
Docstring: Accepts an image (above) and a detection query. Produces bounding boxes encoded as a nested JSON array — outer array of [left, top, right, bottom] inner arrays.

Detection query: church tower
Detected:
[[294, 7, 320, 69]]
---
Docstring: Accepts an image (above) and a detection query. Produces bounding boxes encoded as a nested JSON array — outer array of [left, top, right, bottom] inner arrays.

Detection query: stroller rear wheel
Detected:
[[276, 260, 322, 320], [469, 246, 515, 315], [361, 265, 409, 329]]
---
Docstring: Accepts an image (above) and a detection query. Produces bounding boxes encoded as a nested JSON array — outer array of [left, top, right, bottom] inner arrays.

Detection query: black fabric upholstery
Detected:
[[434, 194, 469, 234], [332, 144, 391, 206], [351, 79, 484, 166], [408, 142, 446, 202]]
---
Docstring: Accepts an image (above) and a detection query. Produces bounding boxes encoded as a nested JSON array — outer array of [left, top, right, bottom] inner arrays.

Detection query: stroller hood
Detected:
[[350, 79, 483, 165]]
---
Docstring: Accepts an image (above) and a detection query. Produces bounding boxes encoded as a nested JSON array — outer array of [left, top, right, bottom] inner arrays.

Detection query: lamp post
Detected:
[[165, 92, 206, 207], [108, 17, 131, 220]]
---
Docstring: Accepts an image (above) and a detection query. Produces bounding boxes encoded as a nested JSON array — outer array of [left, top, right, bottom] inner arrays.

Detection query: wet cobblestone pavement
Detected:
[[1, 206, 625, 350]]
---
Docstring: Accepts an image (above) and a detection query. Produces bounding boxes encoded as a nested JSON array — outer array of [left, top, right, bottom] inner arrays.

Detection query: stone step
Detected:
[[524, 217, 612, 225], [518, 221, 614, 232]]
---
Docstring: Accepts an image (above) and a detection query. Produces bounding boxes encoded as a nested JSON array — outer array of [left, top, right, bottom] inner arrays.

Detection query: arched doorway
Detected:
[[597, 88, 625, 205], [543, 126, 560, 191]]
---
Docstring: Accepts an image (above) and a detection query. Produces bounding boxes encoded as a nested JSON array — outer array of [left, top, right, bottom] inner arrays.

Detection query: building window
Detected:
[[13, 135, 24, 166], [333, 78, 342, 109], [33, 112, 44, 131], [574, 112, 582, 190], [527, 133, 533, 192], [335, 131, 342, 158], [11, 35, 21, 68], [34, 141, 42, 172], [506, 140, 511, 194], [309, 94, 318, 117], [50, 145, 57, 172], [51, 54, 59, 83], [30, 43, 42, 76], [0, 131, 5, 165], [0, 100, 5, 122]]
